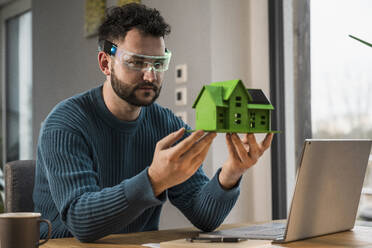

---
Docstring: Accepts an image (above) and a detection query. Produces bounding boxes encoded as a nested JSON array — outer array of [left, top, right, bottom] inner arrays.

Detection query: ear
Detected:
[[98, 51, 111, 76]]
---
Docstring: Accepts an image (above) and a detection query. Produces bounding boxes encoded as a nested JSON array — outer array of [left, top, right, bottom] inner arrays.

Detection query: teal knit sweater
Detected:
[[33, 85, 240, 242]]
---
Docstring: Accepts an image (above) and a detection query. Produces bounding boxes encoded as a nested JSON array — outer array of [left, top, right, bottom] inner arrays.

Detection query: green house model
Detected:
[[192, 79, 275, 133]]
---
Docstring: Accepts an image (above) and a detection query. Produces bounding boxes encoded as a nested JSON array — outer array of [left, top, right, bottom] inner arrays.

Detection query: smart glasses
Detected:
[[99, 40, 172, 72]]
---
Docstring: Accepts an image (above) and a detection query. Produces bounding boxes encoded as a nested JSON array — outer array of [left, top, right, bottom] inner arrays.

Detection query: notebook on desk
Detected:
[[200, 139, 372, 243]]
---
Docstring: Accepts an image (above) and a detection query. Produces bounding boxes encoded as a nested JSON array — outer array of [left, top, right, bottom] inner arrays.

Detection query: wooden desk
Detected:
[[43, 225, 372, 248]]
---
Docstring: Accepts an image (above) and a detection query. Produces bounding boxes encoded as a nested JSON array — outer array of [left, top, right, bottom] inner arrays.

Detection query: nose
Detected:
[[143, 67, 157, 82]]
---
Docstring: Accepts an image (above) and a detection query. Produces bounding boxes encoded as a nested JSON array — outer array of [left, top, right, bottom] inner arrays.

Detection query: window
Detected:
[[1, 1, 32, 164], [311, 0, 372, 141], [234, 112, 241, 125], [311, 0, 372, 221]]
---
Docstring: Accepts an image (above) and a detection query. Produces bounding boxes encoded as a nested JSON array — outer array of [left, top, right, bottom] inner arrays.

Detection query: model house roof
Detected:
[[193, 85, 227, 108], [209, 79, 251, 101], [192, 79, 274, 110]]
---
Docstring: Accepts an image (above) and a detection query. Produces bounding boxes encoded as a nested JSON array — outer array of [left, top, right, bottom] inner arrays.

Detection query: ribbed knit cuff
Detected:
[[122, 168, 166, 207], [203, 168, 241, 202]]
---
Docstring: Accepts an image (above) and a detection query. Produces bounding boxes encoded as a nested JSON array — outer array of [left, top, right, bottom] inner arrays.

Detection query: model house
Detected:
[[192, 79, 274, 133]]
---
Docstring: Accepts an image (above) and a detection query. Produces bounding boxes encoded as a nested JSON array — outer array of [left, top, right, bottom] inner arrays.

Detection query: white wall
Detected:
[[31, 0, 271, 229], [209, 0, 272, 225], [32, 0, 104, 150]]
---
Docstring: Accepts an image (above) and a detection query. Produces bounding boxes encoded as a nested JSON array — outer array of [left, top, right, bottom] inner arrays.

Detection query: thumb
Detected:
[[156, 128, 185, 150]]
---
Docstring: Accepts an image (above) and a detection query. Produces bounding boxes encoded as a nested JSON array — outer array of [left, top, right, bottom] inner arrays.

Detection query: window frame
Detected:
[[268, 0, 287, 220], [0, 0, 31, 166], [268, 0, 312, 219]]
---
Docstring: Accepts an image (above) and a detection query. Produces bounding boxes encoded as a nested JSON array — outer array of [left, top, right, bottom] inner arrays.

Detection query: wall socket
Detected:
[[175, 87, 187, 106], [175, 64, 187, 83], [175, 111, 187, 124]]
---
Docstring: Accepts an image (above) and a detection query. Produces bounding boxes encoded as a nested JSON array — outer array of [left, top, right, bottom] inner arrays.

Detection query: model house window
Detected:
[[219, 112, 224, 124], [234, 112, 241, 125], [250, 112, 255, 120], [235, 95, 242, 107]]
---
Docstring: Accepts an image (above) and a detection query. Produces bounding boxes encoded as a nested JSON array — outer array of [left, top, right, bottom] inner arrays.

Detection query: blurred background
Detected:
[[0, 0, 371, 228]]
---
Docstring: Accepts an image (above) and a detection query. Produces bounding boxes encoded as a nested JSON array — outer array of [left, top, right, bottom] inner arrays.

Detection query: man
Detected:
[[33, 3, 273, 242]]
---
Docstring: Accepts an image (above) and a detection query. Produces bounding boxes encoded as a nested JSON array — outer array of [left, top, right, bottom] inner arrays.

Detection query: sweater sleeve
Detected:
[[38, 129, 165, 242], [168, 166, 240, 232]]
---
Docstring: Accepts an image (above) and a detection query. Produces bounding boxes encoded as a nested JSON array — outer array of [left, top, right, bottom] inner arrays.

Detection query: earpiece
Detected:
[[100, 40, 117, 56], [110, 45, 117, 56]]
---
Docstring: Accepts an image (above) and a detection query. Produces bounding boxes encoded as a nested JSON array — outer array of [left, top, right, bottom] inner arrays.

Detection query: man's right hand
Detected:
[[148, 128, 217, 196]]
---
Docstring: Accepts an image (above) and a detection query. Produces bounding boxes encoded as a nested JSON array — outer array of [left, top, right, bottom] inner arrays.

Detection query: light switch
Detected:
[[175, 64, 187, 83], [175, 87, 187, 106]]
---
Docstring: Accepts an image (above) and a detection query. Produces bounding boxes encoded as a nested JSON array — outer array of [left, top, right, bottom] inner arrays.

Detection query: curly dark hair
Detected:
[[98, 3, 171, 44]]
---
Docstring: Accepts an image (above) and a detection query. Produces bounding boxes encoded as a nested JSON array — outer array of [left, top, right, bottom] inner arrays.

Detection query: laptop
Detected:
[[200, 139, 372, 243]]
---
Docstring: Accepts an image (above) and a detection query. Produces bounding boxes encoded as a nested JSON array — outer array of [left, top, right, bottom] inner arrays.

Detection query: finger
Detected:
[[226, 133, 240, 161], [189, 136, 215, 171], [231, 133, 251, 162], [178, 132, 215, 165], [261, 133, 274, 150], [168, 130, 205, 157], [189, 132, 216, 159], [241, 133, 251, 151], [246, 133, 260, 160], [156, 128, 185, 150], [181, 132, 216, 161]]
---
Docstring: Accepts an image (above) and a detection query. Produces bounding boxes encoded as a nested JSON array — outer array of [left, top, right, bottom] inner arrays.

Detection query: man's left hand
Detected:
[[219, 133, 274, 189]]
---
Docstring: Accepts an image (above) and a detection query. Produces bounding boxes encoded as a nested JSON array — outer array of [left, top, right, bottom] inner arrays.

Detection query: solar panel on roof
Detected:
[[247, 89, 270, 104]]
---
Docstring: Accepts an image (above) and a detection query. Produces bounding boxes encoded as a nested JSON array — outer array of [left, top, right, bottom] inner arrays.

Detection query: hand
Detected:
[[148, 128, 217, 196], [219, 133, 274, 189]]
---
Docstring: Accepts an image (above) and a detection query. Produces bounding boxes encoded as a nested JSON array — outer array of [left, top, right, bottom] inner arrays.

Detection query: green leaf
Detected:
[[349, 35, 372, 48]]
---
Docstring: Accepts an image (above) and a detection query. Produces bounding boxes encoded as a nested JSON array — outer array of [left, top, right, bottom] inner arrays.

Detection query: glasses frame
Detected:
[[99, 40, 172, 72]]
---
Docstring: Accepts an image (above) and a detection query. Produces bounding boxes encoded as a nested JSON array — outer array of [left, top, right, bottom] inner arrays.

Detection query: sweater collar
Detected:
[[91, 85, 145, 133]]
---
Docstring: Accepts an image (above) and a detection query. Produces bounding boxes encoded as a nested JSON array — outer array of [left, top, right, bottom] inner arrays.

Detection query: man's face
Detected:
[[109, 28, 166, 106]]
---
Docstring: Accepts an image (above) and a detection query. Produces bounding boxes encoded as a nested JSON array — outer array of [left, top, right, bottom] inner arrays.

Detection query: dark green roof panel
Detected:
[[247, 89, 271, 104]]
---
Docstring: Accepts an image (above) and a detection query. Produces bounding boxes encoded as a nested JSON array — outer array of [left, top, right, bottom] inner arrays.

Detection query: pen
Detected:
[[186, 237, 246, 243]]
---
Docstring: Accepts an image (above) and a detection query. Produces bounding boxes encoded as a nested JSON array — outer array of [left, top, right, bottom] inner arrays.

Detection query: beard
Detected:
[[110, 67, 161, 107]]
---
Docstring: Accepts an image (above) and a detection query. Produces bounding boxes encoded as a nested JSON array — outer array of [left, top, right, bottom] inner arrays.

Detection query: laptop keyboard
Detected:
[[200, 222, 287, 240]]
